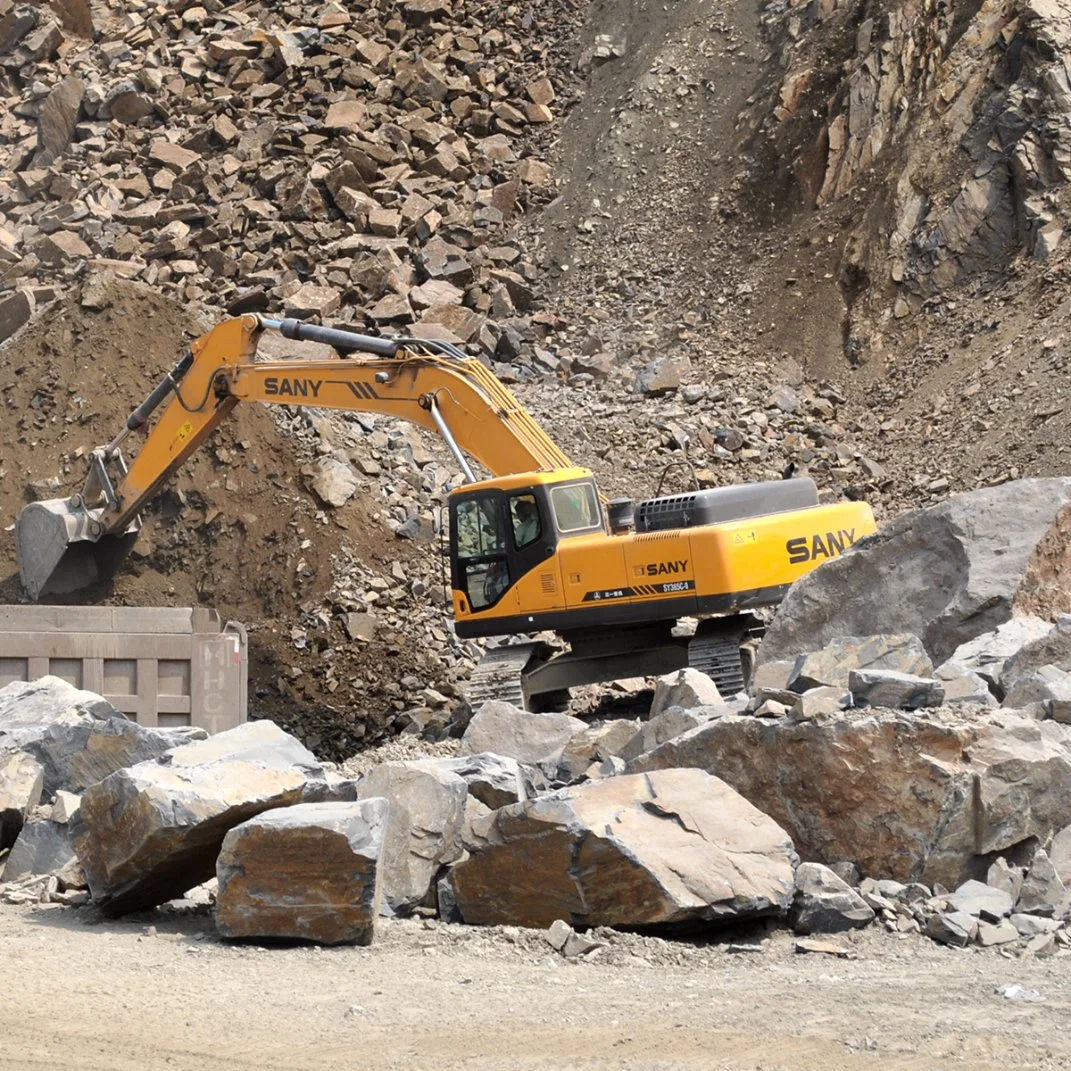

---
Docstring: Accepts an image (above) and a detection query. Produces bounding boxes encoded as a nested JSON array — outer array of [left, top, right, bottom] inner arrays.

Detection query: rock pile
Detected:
[[0, 0, 578, 369]]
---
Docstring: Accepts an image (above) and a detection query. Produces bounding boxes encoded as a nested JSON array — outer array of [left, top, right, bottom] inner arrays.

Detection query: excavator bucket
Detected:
[[15, 498, 112, 601]]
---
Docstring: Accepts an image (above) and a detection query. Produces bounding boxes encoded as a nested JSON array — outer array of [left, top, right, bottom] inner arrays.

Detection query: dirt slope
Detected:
[[0, 276, 437, 753]]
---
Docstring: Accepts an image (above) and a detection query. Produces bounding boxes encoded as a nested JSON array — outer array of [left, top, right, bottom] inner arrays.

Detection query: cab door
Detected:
[[450, 490, 515, 616]]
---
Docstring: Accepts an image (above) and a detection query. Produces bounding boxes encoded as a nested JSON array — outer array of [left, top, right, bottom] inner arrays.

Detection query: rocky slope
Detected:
[[4, 0, 1071, 755]]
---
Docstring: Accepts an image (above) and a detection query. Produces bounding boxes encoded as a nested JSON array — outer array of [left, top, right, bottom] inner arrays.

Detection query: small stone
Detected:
[[926, 911, 978, 947]]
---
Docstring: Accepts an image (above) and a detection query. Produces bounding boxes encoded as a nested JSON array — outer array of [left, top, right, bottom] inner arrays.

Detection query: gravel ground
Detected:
[[4, 903, 1071, 1070]]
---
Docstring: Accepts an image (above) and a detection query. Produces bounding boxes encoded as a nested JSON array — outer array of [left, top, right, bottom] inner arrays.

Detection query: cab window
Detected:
[[550, 482, 601, 533], [454, 496, 510, 610], [509, 494, 542, 550]]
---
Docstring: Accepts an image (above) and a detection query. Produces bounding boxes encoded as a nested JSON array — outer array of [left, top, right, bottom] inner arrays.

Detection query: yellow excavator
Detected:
[[16, 315, 876, 707]]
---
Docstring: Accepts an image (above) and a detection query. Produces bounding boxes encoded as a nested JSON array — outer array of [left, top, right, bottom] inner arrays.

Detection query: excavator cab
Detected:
[[448, 469, 603, 619]]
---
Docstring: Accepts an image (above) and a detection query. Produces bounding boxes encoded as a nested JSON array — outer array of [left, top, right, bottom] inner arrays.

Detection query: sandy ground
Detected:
[[4, 903, 1071, 1071]]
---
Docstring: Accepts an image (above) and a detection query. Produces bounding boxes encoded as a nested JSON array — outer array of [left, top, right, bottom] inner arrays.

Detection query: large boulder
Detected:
[[0, 676, 204, 797], [0, 676, 116, 733], [216, 800, 388, 945], [629, 710, 1071, 887], [848, 669, 945, 710], [70, 721, 325, 914], [355, 761, 467, 914], [459, 701, 585, 778], [759, 479, 1071, 666], [1001, 620, 1071, 697], [0, 751, 43, 850], [446, 769, 797, 929]]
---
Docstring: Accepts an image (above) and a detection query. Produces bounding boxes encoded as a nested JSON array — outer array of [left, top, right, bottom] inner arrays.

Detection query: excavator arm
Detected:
[[16, 314, 575, 599]]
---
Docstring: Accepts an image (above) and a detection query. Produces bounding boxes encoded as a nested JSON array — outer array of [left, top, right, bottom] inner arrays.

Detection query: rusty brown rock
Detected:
[[630, 709, 1071, 888], [216, 800, 388, 945], [447, 769, 797, 928], [70, 721, 325, 914]]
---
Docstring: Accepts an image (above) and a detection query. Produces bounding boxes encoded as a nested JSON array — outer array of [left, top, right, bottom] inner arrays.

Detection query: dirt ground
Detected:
[[3, 904, 1070, 1071]]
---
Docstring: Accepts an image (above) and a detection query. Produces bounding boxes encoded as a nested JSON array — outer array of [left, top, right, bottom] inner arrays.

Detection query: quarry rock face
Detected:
[[70, 721, 325, 914], [629, 710, 1071, 888], [216, 800, 388, 945], [447, 769, 797, 929], [759, 480, 1071, 667]]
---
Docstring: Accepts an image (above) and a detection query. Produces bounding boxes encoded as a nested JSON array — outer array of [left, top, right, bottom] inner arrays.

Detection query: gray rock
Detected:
[[0, 676, 204, 797], [1003, 665, 1071, 712], [828, 861, 861, 886], [51, 790, 80, 824], [1049, 822, 1071, 885], [556, 720, 640, 781], [447, 769, 797, 929], [976, 918, 1020, 946], [650, 669, 724, 714], [304, 456, 358, 508], [749, 659, 796, 696], [0, 751, 43, 850], [1017, 848, 1067, 917], [987, 857, 1024, 902], [413, 752, 533, 809], [216, 800, 388, 945], [1000, 619, 1071, 696], [944, 616, 1054, 691], [618, 708, 710, 762], [2, 818, 81, 887], [787, 635, 932, 692], [459, 701, 585, 778], [0, 675, 116, 733], [945, 878, 1014, 920], [790, 862, 875, 934], [935, 662, 997, 707], [70, 721, 325, 914], [759, 479, 1071, 667], [848, 669, 945, 710], [926, 911, 978, 947], [355, 761, 467, 915], [1010, 913, 1061, 937], [792, 686, 846, 719]]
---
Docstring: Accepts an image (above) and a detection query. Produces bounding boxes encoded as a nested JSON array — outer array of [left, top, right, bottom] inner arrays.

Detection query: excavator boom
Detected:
[[17, 314, 573, 599]]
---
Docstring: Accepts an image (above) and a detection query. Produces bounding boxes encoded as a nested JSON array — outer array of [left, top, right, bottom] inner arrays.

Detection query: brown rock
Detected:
[[447, 769, 797, 928], [216, 800, 388, 945], [409, 279, 465, 309], [368, 292, 413, 323], [148, 139, 202, 172], [69, 721, 326, 914], [420, 302, 484, 341], [324, 100, 367, 132], [0, 289, 35, 344], [630, 709, 1071, 888], [283, 283, 341, 319], [35, 75, 84, 167], [33, 231, 92, 265]]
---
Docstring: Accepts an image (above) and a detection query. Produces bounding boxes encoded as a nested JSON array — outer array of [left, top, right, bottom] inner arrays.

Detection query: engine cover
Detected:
[[634, 477, 819, 533]]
